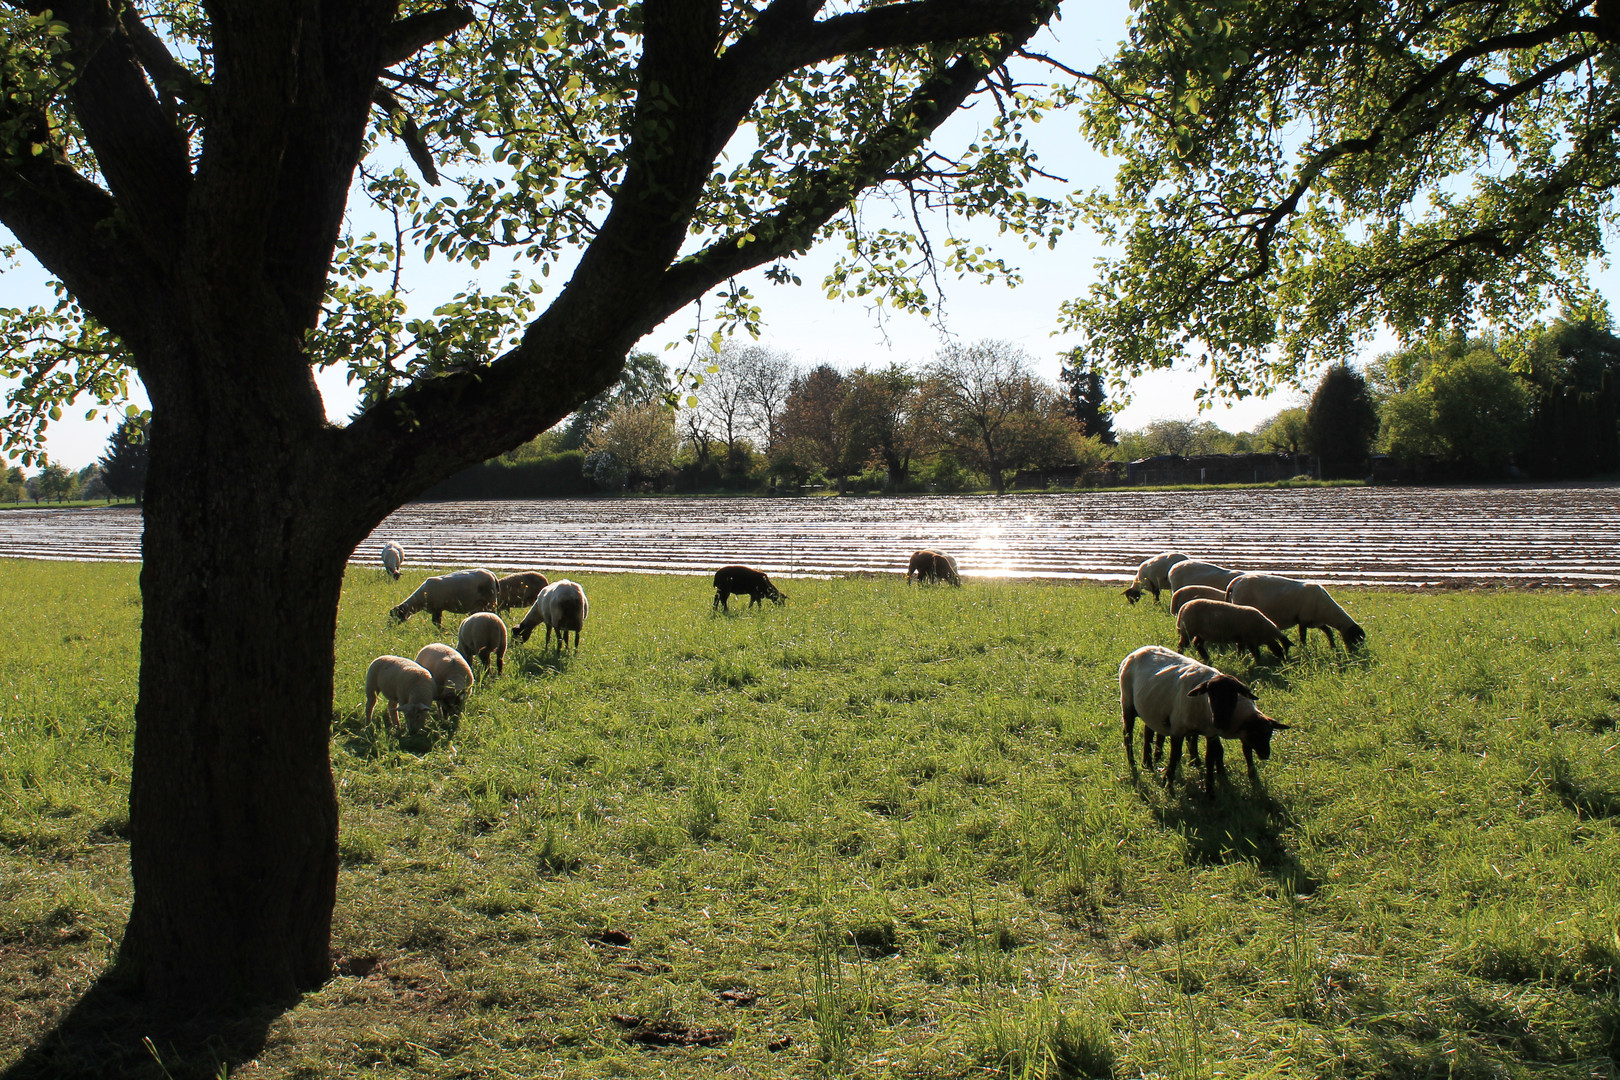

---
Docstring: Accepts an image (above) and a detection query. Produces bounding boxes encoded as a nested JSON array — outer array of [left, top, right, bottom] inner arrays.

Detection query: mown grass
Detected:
[[1, 558, 1617, 1078]]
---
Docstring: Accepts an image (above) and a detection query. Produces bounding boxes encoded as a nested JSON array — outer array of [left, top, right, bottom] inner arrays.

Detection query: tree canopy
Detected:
[[1065, 0, 1620, 400]]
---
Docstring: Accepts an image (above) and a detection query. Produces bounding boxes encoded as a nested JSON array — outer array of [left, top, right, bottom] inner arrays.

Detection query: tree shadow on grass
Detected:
[[1151, 778, 1320, 896], [1, 971, 285, 1080]]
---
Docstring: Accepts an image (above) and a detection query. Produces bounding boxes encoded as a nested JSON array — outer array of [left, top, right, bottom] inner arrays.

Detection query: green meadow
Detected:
[[1, 559, 1617, 1078]]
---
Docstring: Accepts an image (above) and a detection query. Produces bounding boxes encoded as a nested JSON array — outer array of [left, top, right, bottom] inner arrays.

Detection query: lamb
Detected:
[[380, 541, 404, 581], [414, 643, 474, 718], [512, 579, 588, 649], [1226, 574, 1366, 650], [365, 655, 437, 736], [1175, 599, 1292, 663], [712, 565, 786, 611], [388, 567, 498, 628], [457, 611, 508, 676], [1167, 559, 1244, 593], [906, 549, 961, 586], [1122, 551, 1188, 604], [494, 571, 549, 613], [1118, 645, 1290, 800], [1169, 584, 1228, 615]]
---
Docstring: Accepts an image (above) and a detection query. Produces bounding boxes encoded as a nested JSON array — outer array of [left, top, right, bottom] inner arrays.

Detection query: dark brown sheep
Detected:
[[906, 549, 961, 586], [713, 565, 785, 611]]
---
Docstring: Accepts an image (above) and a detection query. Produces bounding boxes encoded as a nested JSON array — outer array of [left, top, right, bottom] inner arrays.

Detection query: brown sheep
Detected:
[[906, 549, 962, 586], [495, 571, 549, 613]]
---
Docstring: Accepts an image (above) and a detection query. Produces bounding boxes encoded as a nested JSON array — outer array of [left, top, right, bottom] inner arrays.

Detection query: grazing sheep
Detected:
[[907, 549, 962, 586], [512, 579, 588, 649], [457, 611, 508, 676], [1123, 551, 1188, 604], [365, 655, 437, 736], [388, 568, 498, 628], [1175, 598, 1292, 663], [1169, 584, 1228, 615], [1167, 559, 1244, 593], [1118, 645, 1289, 800], [712, 565, 786, 611], [495, 571, 549, 613], [381, 541, 404, 581], [414, 643, 474, 718], [1226, 574, 1366, 650]]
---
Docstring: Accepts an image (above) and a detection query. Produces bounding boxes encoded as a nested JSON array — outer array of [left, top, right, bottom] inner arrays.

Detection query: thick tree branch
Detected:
[[0, 156, 169, 348], [373, 87, 440, 184], [120, 2, 206, 105], [380, 5, 473, 69]]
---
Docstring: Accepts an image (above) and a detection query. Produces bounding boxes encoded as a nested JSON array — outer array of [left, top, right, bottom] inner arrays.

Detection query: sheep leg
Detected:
[[1298, 624, 1309, 647], [1185, 732, 1201, 766], [1193, 637, 1211, 664], [365, 690, 377, 726], [1123, 706, 1138, 772], [1164, 735, 1183, 788], [1322, 625, 1339, 651], [432, 609, 444, 630], [713, 590, 725, 612], [1204, 737, 1224, 801], [1243, 743, 1261, 782]]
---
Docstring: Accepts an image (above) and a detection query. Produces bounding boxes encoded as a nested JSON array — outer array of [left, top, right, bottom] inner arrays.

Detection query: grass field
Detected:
[[1, 559, 1617, 1078]]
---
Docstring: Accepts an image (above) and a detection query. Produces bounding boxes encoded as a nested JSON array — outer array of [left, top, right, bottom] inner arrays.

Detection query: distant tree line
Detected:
[[417, 307, 1620, 500]]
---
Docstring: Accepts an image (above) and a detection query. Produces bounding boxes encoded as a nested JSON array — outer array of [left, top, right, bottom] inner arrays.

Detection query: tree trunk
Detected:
[[120, 360, 352, 1009]]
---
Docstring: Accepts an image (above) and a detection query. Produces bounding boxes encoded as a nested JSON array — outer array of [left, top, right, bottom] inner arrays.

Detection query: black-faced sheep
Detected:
[[389, 568, 498, 628], [1118, 645, 1289, 800], [365, 655, 436, 736], [1123, 551, 1188, 604], [907, 549, 962, 586], [381, 541, 404, 581], [457, 611, 508, 676], [1226, 573, 1366, 650], [713, 565, 785, 611], [1167, 559, 1244, 593], [1169, 584, 1228, 615], [494, 571, 549, 613], [1175, 598, 1292, 663], [414, 643, 474, 718], [513, 579, 588, 649]]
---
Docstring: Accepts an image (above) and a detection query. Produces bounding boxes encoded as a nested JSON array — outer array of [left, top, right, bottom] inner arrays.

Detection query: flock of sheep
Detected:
[[362, 541, 1365, 803], [1119, 551, 1367, 799]]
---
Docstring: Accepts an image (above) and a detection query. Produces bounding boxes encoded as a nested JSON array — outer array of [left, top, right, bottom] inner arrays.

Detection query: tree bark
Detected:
[[120, 344, 354, 1007]]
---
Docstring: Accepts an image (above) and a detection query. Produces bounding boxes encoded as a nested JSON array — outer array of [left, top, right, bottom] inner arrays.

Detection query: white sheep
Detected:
[[512, 579, 588, 649], [1123, 551, 1188, 604], [414, 643, 474, 718], [1169, 584, 1228, 615], [457, 611, 509, 676], [365, 655, 437, 736], [1118, 645, 1289, 799], [1175, 598, 1292, 663], [381, 541, 404, 580], [1226, 573, 1366, 650], [388, 568, 498, 628], [1167, 559, 1244, 593]]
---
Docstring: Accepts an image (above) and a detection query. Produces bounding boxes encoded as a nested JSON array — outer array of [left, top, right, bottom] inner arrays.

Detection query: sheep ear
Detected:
[[1270, 720, 1291, 730], [1187, 678, 1213, 698]]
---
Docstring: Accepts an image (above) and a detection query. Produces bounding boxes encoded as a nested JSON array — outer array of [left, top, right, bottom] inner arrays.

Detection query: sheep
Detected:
[[457, 611, 508, 676], [1169, 584, 1228, 615], [907, 549, 962, 586], [388, 567, 498, 628], [381, 541, 404, 581], [494, 571, 549, 613], [414, 643, 474, 718], [512, 579, 588, 649], [712, 565, 786, 611], [1175, 598, 1292, 663], [365, 655, 437, 736], [1123, 551, 1188, 604], [1167, 559, 1244, 593], [1118, 645, 1290, 800], [1226, 574, 1366, 650]]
